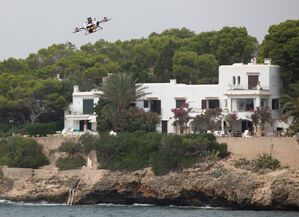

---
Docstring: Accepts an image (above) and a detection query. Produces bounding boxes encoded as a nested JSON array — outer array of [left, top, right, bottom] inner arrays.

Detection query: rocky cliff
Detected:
[[1, 158, 298, 210]]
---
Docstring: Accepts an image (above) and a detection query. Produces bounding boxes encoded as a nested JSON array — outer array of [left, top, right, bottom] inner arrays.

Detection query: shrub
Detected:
[[234, 158, 251, 168], [58, 141, 82, 155], [93, 132, 229, 175], [96, 131, 161, 171], [0, 136, 49, 169], [121, 108, 160, 132], [206, 142, 229, 158], [252, 154, 280, 170], [56, 155, 85, 170], [25, 122, 63, 136], [79, 133, 98, 154]]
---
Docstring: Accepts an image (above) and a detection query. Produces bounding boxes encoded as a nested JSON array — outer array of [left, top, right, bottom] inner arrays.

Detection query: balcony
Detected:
[[225, 85, 271, 97]]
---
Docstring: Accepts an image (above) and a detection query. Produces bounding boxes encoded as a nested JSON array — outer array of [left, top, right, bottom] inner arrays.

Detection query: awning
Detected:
[[88, 116, 97, 123]]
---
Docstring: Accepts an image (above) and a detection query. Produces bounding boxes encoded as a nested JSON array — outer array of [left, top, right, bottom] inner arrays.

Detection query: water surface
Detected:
[[0, 202, 297, 217]]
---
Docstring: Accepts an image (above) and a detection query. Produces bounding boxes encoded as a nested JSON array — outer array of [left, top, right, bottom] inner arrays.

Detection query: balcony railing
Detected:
[[228, 85, 269, 91]]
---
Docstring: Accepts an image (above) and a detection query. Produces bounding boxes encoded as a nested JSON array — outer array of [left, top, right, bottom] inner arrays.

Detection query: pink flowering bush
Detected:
[[171, 103, 191, 134]]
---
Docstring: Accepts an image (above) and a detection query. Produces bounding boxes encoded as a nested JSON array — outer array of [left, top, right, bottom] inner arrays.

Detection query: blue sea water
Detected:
[[0, 201, 297, 217]]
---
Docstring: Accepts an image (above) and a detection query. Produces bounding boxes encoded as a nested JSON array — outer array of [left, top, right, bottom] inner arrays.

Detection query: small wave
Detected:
[[0, 199, 66, 206], [95, 203, 155, 207], [168, 204, 226, 210]]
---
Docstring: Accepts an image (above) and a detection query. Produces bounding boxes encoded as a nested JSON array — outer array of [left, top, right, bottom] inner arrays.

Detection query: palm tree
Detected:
[[100, 73, 148, 131], [281, 82, 299, 121]]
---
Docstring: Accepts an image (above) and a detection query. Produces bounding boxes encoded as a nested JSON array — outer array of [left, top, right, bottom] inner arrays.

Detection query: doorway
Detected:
[[162, 121, 168, 134]]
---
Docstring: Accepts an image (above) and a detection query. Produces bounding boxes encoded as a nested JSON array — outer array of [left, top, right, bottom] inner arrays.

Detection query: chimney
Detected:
[[73, 85, 79, 93], [264, 58, 271, 65], [250, 57, 257, 64], [170, 79, 177, 84]]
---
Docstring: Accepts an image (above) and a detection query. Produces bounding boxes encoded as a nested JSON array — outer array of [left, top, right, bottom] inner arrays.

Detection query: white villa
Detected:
[[64, 59, 290, 135], [136, 59, 288, 134], [64, 85, 101, 134]]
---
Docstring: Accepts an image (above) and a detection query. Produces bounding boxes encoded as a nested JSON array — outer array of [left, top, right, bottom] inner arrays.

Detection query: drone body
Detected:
[[73, 17, 112, 35]]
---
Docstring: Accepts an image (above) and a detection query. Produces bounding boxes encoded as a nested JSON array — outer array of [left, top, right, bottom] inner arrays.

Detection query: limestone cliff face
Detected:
[[1, 160, 299, 210]]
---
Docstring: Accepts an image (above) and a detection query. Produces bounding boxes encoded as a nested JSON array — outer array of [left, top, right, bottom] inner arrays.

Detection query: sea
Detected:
[[0, 200, 298, 217]]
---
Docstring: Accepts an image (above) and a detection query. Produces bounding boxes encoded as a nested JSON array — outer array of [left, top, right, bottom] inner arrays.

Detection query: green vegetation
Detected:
[[0, 136, 49, 168], [0, 26, 259, 134], [56, 155, 85, 170], [259, 20, 299, 90], [259, 20, 299, 134], [234, 154, 281, 171], [96, 73, 159, 133], [0, 20, 298, 135], [0, 122, 63, 138], [56, 139, 86, 170], [58, 141, 82, 155], [252, 154, 281, 170], [25, 122, 63, 136], [95, 131, 229, 175]]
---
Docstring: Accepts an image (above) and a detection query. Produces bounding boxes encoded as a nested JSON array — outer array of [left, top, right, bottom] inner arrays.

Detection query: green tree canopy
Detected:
[[0, 136, 49, 168], [99, 73, 148, 132], [259, 19, 299, 88]]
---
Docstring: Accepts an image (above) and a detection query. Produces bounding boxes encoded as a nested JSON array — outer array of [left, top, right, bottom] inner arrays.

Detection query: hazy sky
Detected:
[[0, 0, 298, 60]]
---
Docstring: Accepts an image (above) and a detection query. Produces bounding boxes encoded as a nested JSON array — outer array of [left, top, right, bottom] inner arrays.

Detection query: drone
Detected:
[[73, 17, 112, 35]]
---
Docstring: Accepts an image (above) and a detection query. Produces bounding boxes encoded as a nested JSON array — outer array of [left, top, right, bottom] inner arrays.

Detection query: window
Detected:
[[176, 99, 186, 108], [261, 98, 268, 108], [144, 100, 149, 108], [248, 75, 259, 89], [272, 98, 279, 110], [83, 99, 94, 114], [237, 76, 241, 85], [208, 100, 220, 109], [236, 99, 254, 111], [232, 76, 236, 85], [150, 100, 161, 115], [201, 100, 207, 109], [202, 99, 219, 109]]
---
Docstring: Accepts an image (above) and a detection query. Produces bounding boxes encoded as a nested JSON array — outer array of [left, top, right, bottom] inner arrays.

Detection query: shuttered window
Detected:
[[201, 100, 207, 109], [248, 75, 259, 89], [83, 99, 94, 114]]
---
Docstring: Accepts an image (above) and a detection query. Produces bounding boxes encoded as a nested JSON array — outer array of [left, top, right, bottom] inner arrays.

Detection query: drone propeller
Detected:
[[72, 27, 85, 33], [99, 17, 112, 24]]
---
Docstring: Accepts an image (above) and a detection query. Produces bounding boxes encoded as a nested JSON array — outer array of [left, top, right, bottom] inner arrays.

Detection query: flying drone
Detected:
[[73, 17, 112, 35]]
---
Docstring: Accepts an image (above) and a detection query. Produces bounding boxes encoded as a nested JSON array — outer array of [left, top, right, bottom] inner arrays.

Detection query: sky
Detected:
[[0, 0, 298, 60]]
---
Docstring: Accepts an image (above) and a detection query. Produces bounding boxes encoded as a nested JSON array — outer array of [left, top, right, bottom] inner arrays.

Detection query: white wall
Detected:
[[64, 87, 101, 131], [138, 63, 282, 133]]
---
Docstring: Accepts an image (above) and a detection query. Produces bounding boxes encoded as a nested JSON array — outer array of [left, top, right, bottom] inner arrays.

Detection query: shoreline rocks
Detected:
[[1, 159, 299, 211]]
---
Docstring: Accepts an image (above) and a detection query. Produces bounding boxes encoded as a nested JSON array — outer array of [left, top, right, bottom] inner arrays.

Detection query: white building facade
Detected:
[[64, 85, 101, 133], [136, 60, 288, 134]]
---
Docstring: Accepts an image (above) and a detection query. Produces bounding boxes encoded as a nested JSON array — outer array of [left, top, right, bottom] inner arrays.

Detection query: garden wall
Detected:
[[33, 135, 79, 154], [217, 137, 299, 169]]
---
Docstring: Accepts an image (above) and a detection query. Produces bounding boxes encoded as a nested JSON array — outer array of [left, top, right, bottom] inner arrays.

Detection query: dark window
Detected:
[[248, 75, 259, 89], [176, 99, 186, 108], [79, 120, 92, 132], [150, 100, 161, 115], [237, 99, 254, 111], [237, 76, 241, 85], [208, 100, 220, 109], [83, 99, 94, 114], [232, 76, 236, 85], [144, 100, 149, 108], [272, 98, 279, 110], [162, 121, 168, 134], [201, 100, 207, 109]]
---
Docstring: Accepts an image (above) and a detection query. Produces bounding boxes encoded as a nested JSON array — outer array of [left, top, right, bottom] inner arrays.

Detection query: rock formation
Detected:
[[0, 158, 298, 210]]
